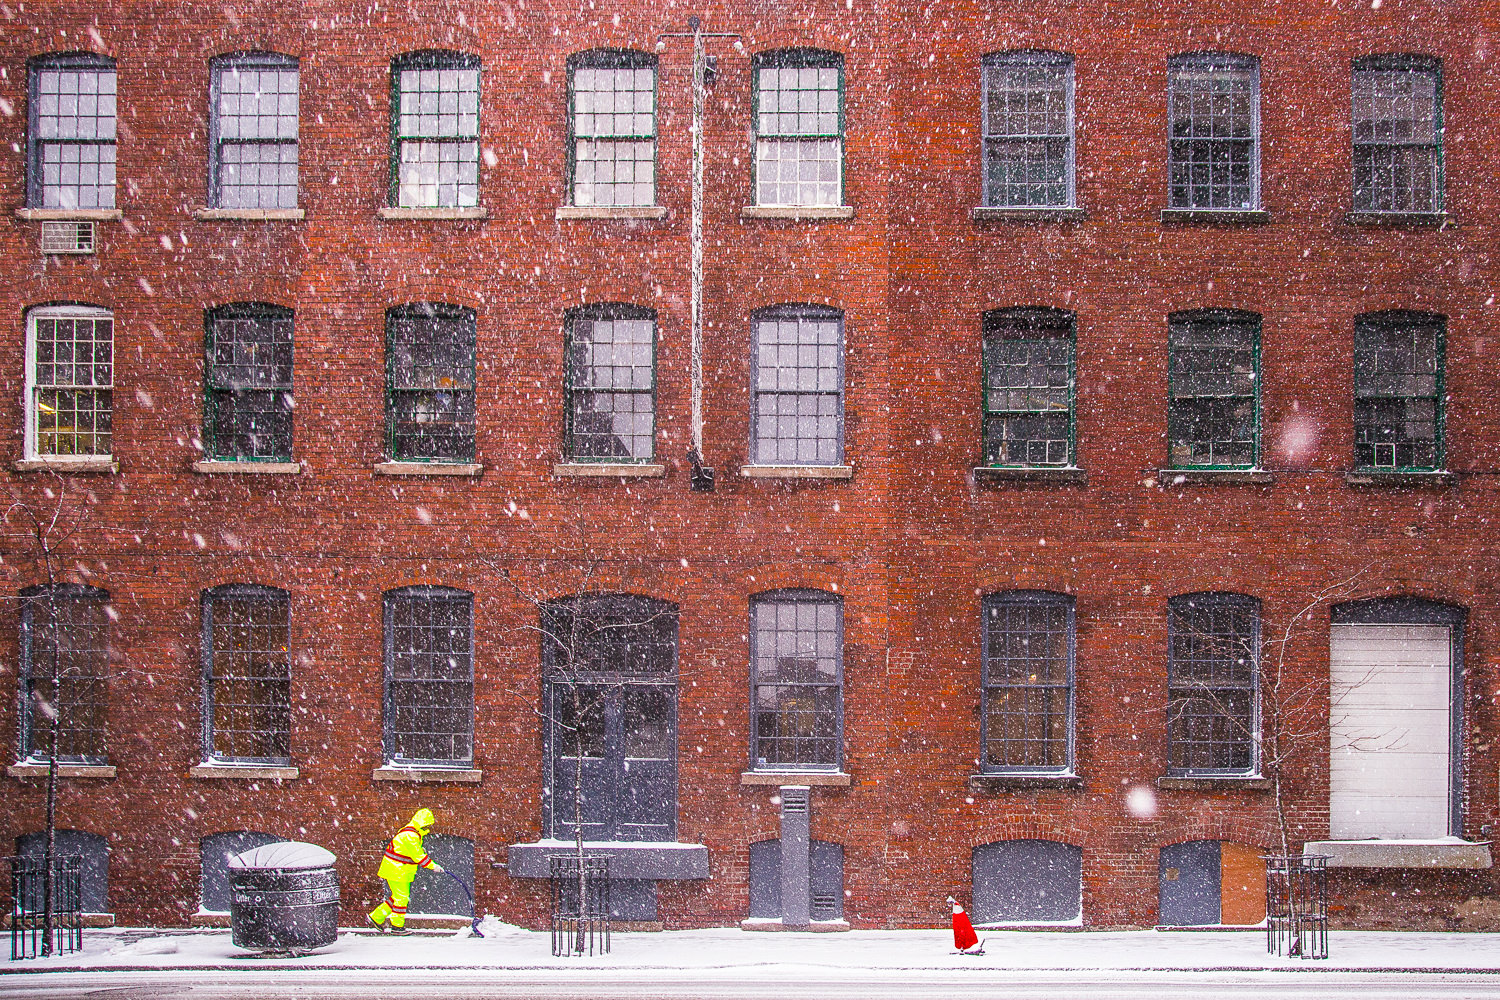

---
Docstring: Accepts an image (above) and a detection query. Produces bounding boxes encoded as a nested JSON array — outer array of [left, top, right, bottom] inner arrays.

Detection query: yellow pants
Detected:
[[369, 876, 413, 928]]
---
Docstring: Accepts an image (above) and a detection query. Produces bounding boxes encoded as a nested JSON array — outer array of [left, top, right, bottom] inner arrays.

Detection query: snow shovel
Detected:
[[442, 870, 484, 937]]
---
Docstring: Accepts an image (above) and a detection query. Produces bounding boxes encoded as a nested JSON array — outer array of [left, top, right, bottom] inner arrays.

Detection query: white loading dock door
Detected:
[[1329, 624, 1451, 839]]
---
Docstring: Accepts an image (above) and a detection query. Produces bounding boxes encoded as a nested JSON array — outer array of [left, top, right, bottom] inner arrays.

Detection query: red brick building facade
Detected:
[[2, 1, 1496, 932]]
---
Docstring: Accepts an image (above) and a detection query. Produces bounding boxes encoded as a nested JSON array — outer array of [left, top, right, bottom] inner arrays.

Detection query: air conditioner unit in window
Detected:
[[39, 220, 96, 255]]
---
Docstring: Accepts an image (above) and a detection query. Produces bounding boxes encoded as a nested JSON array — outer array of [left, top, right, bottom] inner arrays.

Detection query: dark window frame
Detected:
[[749, 588, 845, 773], [382, 585, 475, 768], [563, 303, 658, 463], [384, 302, 478, 463], [207, 51, 299, 210], [566, 48, 659, 209], [1166, 591, 1260, 777], [980, 590, 1076, 775], [27, 52, 117, 210], [1167, 309, 1261, 470], [18, 583, 110, 766], [981, 307, 1076, 468], [200, 583, 292, 766], [1351, 54, 1443, 216], [389, 50, 482, 209], [750, 303, 846, 467], [1167, 52, 1261, 211], [204, 303, 295, 463], [980, 50, 1076, 209], [1353, 309, 1445, 472], [751, 48, 846, 208]]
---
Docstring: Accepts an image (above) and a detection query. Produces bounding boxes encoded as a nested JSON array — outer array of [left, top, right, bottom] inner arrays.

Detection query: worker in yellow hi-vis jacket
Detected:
[[368, 808, 443, 934]]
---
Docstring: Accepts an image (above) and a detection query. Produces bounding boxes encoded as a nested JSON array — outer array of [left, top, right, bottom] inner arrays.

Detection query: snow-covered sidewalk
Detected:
[[5, 922, 1500, 975]]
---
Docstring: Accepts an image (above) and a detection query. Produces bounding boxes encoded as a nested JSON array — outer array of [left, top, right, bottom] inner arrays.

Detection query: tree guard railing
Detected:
[[1264, 854, 1329, 960], [8, 854, 83, 960], [550, 855, 610, 957]]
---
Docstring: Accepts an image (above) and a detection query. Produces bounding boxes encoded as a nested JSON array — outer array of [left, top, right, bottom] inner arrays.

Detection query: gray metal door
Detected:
[[1159, 840, 1221, 926]]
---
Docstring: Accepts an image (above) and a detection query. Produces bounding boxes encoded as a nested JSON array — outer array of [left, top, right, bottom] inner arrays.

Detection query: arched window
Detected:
[[981, 309, 1075, 469], [750, 305, 844, 467], [383, 586, 474, 767], [1167, 309, 1260, 470], [564, 304, 657, 462], [981, 591, 1074, 773], [1167, 52, 1259, 211], [752, 49, 844, 208], [18, 583, 110, 764], [208, 52, 299, 210], [390, 51, 480, 208], [202, 584, 292, 764], [749, 589, 843, 771], [980, 51, 1075, 209], [384, 303, 477, 464], [1353, 311, 1444, 472], [567, 49, 658, 208], [27, 53, 116, 210], [203, 304, 295, 463], [1167, 592, 1259, 775], [972, 839, 1081, 924]]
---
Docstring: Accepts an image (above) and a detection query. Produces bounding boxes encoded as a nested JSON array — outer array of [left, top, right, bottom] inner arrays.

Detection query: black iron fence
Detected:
[[8, 854, 84, 960], [549, 855, 610, 957], [1264, 853, 1329, 960]]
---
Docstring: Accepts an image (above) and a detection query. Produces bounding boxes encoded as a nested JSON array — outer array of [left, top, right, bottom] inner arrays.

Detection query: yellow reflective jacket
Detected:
[[377, 824, 436, 883]]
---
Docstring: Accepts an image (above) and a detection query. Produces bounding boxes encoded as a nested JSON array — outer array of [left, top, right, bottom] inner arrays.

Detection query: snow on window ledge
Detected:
[[8, 762, 116, 779], [553, 462, 665, 478], [16, 208, 123, 221], [193, 460, 302, 475], [740, 771, 852, 786], [740, 465, 853, 480], [193, 208, 305, 221], [373, 461, 483, 477], [15, 457, 118, 474], [741, 205, 854, 221], [371, 765, 482, 783], [1304, 838, 1492, 870], [190, 763, 299, 780], [556, 205, 668, 221]]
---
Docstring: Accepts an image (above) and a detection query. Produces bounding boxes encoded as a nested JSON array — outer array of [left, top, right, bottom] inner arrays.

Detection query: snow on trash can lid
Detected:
[[228, 841, 336, 871]]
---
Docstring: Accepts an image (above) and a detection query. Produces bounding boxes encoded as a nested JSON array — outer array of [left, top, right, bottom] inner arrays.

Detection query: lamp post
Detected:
[[658, 17, 742, 491]]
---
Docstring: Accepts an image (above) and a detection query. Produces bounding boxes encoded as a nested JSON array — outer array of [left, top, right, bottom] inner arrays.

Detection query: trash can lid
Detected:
[[228, 841, 336, 871]]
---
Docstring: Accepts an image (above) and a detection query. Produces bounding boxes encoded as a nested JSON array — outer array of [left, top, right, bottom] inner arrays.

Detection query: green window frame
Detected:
[[981, 307, 1075, 468], [567, 49, 658, 208], [564, 303, 657, 462], [1352, 54, 1443, 216], [1167, 309, 1260, 470], [1354, 310, 1445, 472], [389, 50, 480, 209], [385, 302, 477, 463], [204, 303, 294, 463], [752, 48, 845, 208]]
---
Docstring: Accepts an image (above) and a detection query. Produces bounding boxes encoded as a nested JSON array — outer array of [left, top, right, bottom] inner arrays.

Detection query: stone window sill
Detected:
[[741, 917, 851, 932], [8, 763, 115, 779], [15, 208, 123, 221], [556, 205, 668, 220], [968, 773, 1083, 791], [740, 465, 853, 480], [372, 765, 482, 783], [194, 460, 302, 475], [193, 208, 305, 221], [191, 912, 231, 927], [1156, 775, 1271, 792], [1345, 211, 1450, 228], [741, 205, 854, 221], [740, 771, 852, 787], [972, 206, 1086, 222], [553, 462, 666, 478], [377, 206, 488, 220], [1155, 468, 1274, 486], [1303, 839, 1492, 869], [974, 466, 1087, 485], [374, 462, 483, 477], [1160, 209, 1271, 225], [190, 764, 299, 780], [14, 457, 118, 474], [1345, 470, 1457, 488]]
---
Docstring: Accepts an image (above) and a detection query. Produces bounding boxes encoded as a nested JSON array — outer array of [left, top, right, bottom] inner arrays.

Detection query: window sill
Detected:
[[555, 205, 668, 220], [1156, 775, 1271, 792], [8, 763, 115, 779], [740, 464, 853, 480], [1154, 468, 1274, 486], [191, 912, 232, 927], [377, 206, 488, 220], [1345, 470, 1457, 488], [193, 208, 305, 221], [971, 206, 1086, 222], [190, 764, 299, 780], [372, 765, 482, 783], [1345, 211, 1450, 228], [741, 917, 851, 932], [740, 205, 855, 221], [506, 840, 710, 879], [740, 771, 852, 787], [974, 466, 1087, 485], [553, 462, 666, 478], [968, 773, 1083, 791], [194, 460, 303, 475], [1160, 209, 1271, 225], [1303, 839, 1492, 870], [373, 461, 484, 477], [15, 208, 123, 221], [14, 457, 118, 474]]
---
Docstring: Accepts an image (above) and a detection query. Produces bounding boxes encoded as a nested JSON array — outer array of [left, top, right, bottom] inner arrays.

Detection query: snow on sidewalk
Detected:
[[5, 922, 1500, 975]]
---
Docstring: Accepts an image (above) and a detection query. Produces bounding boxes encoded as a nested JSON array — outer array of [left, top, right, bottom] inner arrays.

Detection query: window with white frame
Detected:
[[564, 304, 656, 462], [751, 305, 844, 466], [568, 49, 657, 208], [750, 590, 843, 772], [383, 586, 474, 768], [391, 51, 480, 208], [981, 50, 1075, 209], [202, 584, 292, 765], [26, 305, 114, 460], [1167, 592, 1258, 775], [1167, 53, 1260, 211], [209, 52, 299, 210], [18, 584, 110, 765], [753, 49, 844, 208], [1352, 55, 1442, 215], [28, 53, 117, 210]]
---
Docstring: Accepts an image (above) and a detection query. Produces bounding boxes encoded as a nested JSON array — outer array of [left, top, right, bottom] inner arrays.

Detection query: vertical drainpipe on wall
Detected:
[[779, 785, 812, 926]]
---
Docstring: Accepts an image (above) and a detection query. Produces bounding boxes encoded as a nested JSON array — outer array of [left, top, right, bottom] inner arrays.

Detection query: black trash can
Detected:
[[228, 842, 339, 955]]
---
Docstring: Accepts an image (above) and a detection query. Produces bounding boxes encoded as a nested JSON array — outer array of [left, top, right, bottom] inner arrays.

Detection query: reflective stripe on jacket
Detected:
[[377, 825, 435, 882]]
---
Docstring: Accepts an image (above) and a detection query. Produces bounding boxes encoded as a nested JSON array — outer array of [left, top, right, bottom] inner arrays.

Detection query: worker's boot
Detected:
[[389, 924, 411, 936], [367, 913, 389, 934]]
